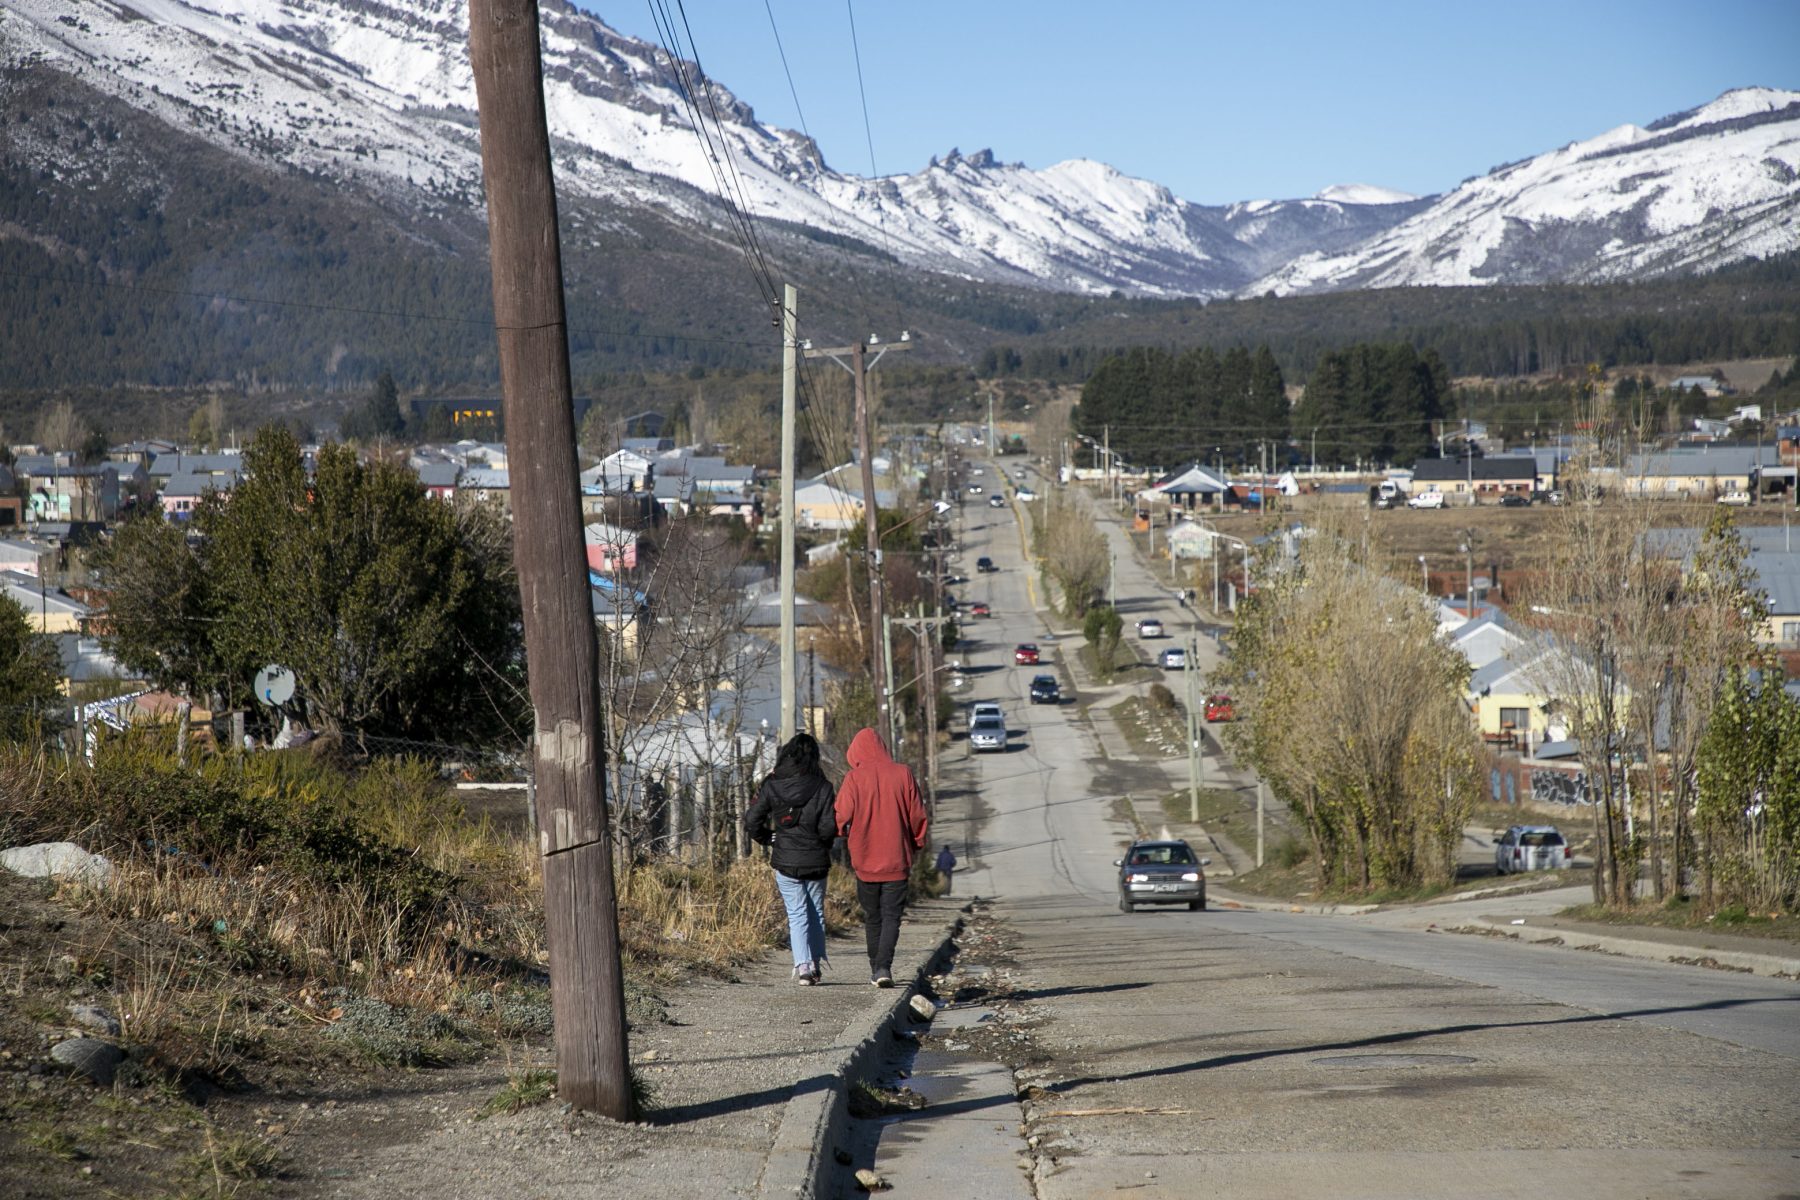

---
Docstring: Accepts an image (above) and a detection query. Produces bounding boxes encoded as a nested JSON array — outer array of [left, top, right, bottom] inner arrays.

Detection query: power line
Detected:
[[842, 0, 904, 335], [643, 0, 784, 309], [762, 0, 813, 145]]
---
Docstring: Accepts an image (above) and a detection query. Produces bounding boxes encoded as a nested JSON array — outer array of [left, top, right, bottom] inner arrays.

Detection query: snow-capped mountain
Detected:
[[1254, 88, 1800, 294], [1, 0, 1795, 305]]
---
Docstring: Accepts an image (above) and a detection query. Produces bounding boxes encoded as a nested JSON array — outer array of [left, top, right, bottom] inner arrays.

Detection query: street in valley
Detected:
[[859, 460, 1800, 1200]]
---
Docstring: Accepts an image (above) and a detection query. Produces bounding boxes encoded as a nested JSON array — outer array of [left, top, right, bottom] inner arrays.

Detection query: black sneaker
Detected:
[[872, 971, 894, 988]]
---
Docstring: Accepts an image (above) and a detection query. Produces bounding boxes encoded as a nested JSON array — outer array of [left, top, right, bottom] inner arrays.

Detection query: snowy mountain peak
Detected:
[[1651, 85, 1800, 134], [1314, 183, 1419, 206], [0, 0, 1793, 304]]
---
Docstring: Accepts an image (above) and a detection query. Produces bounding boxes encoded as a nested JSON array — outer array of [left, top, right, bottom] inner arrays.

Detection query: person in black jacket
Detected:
[[746, 732, 838, 985]]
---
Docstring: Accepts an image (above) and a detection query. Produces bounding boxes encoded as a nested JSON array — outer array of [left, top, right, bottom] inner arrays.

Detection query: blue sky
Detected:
[[586, 0, 1800, 204]]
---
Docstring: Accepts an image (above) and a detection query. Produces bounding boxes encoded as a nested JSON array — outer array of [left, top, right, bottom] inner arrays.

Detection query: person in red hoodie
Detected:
[[834, 727, 929, 987]]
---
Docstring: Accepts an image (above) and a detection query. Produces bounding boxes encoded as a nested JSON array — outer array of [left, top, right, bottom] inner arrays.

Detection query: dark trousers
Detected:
[[856, 879, 907, 975], [940, 869, 953, 896]]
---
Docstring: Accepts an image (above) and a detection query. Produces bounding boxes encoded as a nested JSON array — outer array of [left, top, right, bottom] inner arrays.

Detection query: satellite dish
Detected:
[[253, 664, 296, 706]]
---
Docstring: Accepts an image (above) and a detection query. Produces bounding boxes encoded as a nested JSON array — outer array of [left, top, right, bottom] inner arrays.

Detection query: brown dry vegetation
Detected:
[[0, 736, 851, 1198]]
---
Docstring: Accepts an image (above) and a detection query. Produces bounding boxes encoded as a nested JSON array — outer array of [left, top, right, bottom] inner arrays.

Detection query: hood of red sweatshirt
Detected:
[[846, 727, 892, 770]]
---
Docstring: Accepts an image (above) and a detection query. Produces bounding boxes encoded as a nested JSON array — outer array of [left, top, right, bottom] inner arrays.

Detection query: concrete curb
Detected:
[[1209, 887, 1380, 916], [1454, 915, 1800, 979], [757, 913, 965, 1200]]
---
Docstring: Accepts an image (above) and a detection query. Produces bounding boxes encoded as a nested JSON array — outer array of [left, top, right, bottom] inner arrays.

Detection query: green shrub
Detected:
[[0, 739, 453, 929]]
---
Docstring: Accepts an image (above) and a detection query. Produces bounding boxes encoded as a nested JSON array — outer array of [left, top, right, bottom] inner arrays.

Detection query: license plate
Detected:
[[1154, 884, 1177, 892]]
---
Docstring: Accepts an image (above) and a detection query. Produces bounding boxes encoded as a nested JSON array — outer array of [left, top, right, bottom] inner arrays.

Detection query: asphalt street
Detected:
[[900, 462, 1800, 1200]]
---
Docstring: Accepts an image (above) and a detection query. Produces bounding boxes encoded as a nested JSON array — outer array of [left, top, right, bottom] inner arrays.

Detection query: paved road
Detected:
[[912, 466, 1800, 1200]]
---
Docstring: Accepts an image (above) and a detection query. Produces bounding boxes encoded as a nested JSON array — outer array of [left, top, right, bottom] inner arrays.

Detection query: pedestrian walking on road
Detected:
[[746, 733, 838, 986], [935, 844, 958, 895], [835, 728, 929, 988]]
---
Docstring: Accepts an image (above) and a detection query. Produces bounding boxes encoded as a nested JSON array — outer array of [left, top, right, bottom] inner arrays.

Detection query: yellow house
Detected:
[[792, 469, 895, 532], [2, 574, 88, 634], [1609, 447, 1774, 498], [1467, 651, 1551, 747]]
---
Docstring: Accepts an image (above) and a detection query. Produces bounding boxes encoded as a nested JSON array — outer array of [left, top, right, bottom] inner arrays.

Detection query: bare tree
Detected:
[[591, 501, 775, 860], [36, 398, 80, 452], [1034, 490, 1108, 616]]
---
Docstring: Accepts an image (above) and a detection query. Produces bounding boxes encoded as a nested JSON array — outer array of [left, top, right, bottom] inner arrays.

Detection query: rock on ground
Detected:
[[50, 1037, 125, 1085], [1, 842, 114, 886]]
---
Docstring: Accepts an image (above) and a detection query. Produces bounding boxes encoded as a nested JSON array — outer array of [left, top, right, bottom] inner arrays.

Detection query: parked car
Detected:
[[970, 602, 991, 618], [976, 556, 997, 573], [968, 714, 1008, 753], [1158, 647, 1188, 670], [1017, 488, 1038, 502], [1116, 839, 1208, 912], [989, 494, 1006, 508], [1717, 490, 1752, 506], [1029, 674, 1060, 704], [1014, 643, 1040, 665], [1204, 694, 1234, 722], [1407, 490, 1446, 509], [1494, 825, 1568, 874], [1546, 489, 1565, 505], [1136, 618, 1165, 639], [1499, 493, 1530, 508]]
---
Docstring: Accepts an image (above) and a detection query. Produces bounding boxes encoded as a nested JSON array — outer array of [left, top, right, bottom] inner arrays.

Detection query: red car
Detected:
[[1013, 643, 1039, 665], [970, 602, 992, 618], [1204, 694, 1235, 723]]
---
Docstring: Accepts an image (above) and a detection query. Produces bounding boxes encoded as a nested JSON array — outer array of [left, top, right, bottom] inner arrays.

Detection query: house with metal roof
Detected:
[[1448, 611, 1528, 674], [1410, 455, 1537, 499], [1, 569, 90, 634], [1144, 462, 1228, 511], [1609, 445, 1778, 498], [161, 468, 242, 520], [583, 449, 654, 492]]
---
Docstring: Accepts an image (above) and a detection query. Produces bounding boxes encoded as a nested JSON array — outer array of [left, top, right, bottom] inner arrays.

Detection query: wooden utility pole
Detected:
[[857, 342, 891, 736], [893, 614, 945, 811], [806, 334, 911, 736], [468, 0, 632, 1120], [1185, 635, 1201, 822], [778, 284, 798, 742]]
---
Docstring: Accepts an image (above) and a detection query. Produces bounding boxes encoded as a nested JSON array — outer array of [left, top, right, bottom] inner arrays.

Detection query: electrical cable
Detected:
[[761, 0, 813, 146], [842, 0, 905, 335]]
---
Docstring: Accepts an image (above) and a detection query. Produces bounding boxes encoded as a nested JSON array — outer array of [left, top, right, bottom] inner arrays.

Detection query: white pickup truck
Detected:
[[1407, 490, 1446, 510]]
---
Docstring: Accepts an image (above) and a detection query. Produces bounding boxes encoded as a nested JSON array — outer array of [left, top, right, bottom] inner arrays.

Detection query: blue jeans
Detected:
[[775, 872, 828, 968]]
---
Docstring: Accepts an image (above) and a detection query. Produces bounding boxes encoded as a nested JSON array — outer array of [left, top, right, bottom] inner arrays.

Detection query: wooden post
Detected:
[[468, 0, 632, 1120], [778, 284, 799, 742], [855, 341, 891, 735]]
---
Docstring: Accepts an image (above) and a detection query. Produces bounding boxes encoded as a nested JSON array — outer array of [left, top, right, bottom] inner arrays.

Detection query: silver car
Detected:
[[1494, 825, 1568, 873], [1117, 839, 1208, 911], [969, 715, 1008, 752]]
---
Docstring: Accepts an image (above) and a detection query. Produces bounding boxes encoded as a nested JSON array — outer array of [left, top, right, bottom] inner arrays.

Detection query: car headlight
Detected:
[[1181, 872, 1201, 882], [1125, 873, 1149, 883]]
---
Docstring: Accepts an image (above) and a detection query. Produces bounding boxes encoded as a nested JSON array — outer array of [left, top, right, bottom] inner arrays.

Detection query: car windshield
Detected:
[[1128, 845, 1194, 866], [971, 717, 1003, 731]]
